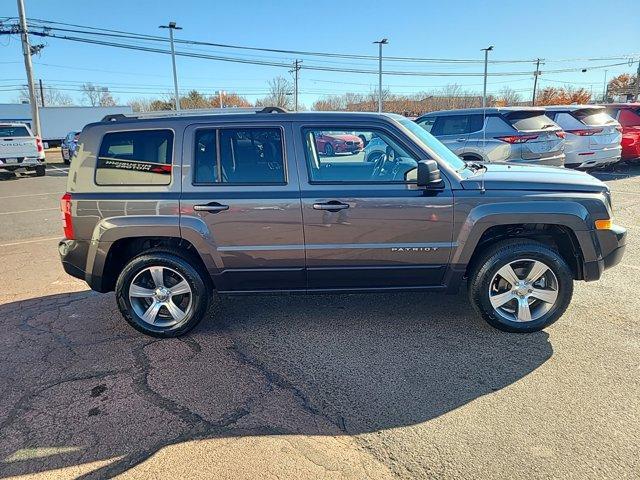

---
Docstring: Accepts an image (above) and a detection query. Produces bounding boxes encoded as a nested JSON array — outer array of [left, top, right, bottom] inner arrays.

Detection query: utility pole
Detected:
[[635, 59, 640, 102], [39, 79, 45, 107], [291, 59, 302, 112], [532, 58, 541, 106], [602, 70, 608, 102], [159, 22, 182, 111], [216, 90, 225, 108], [373, 38, 388, 113], [16, 0, 41, 136]]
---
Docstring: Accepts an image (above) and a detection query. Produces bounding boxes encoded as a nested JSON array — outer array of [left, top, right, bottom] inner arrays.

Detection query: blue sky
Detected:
[[1, 0, 638, 107]]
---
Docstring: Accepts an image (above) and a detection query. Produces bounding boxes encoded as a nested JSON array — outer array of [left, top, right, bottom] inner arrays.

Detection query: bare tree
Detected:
[[257, 76, 293, 109], [18, 85, 74, 106], [128, 97, 153, 112], [495, 87, 521, 106], [81, 83, 117, 107]]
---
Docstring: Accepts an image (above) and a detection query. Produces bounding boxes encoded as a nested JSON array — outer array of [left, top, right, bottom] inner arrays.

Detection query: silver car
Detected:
[[544, 105, 621, 169], [415, 107, 566, 166]]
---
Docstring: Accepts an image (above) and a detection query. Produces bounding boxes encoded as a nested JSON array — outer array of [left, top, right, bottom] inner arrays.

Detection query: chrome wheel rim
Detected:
[[129, 266, 193, 327], [489, 259, 559, 323]]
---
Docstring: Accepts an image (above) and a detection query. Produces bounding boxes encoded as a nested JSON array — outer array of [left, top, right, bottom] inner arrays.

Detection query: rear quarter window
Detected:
[[96, 129, 173, 186]]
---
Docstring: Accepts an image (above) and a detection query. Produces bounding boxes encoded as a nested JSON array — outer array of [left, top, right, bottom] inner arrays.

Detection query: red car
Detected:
[[315, 132, 364, 156], [605, 103, 640, 162]]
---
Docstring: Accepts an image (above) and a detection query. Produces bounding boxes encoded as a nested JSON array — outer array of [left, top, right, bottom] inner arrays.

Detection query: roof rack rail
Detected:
[[101, 106, 287, 122]]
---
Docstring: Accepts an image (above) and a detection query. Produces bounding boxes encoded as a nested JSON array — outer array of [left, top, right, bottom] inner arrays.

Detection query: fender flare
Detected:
[[450, 201, 598, 267]]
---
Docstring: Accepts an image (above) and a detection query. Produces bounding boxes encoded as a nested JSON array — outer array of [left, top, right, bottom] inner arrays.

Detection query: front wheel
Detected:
[[324, 143, 334, 157], [468, 239, 573, 333], [115, 251, 210, 337], [35, 165, 46, 176]]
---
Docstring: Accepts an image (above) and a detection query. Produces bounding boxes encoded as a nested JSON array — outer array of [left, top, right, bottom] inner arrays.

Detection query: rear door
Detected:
[[431, 115, 470, 155], [180, 122, 305, 292], [294, 121, 454, 290]]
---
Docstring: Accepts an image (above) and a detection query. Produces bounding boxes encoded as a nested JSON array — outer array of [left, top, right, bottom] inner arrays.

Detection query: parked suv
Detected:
[[415, 107, 565, 166], [61, 130, 80, 164], [603, 103, 640, 162], [545, 105, 621, 169], [59, 108, 626, 337]]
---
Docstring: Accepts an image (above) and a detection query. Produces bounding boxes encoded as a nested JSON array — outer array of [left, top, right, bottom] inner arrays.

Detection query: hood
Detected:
[[460, 163, 608, 193]]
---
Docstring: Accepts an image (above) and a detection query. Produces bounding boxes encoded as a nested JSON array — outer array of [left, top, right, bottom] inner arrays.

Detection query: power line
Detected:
[[10, 27, 634, 78]]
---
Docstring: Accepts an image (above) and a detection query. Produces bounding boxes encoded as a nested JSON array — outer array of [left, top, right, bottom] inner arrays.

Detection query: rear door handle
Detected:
[[456, 137, 466, 142], [313, 201, 350, 212], [193, 202, 229, 213]]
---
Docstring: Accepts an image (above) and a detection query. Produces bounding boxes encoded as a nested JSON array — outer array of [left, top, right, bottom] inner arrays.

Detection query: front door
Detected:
[[295, 123, 455, 290], [180, 123, 305, 292]]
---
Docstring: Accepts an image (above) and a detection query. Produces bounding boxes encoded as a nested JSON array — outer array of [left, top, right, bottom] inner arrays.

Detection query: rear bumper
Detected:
[[582, 225, 627, 281], [565, 145, 622, 169], [59, 239, 107, 292], [0, 157, 44, 171]]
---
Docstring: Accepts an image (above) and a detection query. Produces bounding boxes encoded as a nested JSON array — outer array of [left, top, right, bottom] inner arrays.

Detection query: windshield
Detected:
[[399, 118, 466, 171]]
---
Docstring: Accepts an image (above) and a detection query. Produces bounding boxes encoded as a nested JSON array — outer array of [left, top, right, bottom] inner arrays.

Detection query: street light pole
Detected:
[[16, 0, 41, 136], [373, 38, 388, 113], [481, 46, 494, 110], [481, 46, 493, 149], [602, 69, 608, 102], [159, 22, 182, 111]]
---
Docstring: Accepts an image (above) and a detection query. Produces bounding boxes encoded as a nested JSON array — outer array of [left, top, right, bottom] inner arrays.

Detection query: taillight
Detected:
[[60, 192, 74, 239], [35, 136, 43, 152], [495, 135, 539, 144], [555, 131, 566, 139], [566, 129, 602, 136]]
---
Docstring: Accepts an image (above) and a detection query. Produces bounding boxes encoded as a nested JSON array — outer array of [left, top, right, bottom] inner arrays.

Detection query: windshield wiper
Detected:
[[540, 123, 556, 130]]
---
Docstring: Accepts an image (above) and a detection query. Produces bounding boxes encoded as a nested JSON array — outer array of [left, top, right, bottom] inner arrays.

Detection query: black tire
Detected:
[[35, 165, 46, 176], [468, 239, 573, 333], [63, 158, 70, 165], [324, 143, 334, 157], [115, 251, 210, 337]]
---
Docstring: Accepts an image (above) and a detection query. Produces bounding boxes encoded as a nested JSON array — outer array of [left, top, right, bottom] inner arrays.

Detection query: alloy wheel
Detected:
[[488, 259, 559, 323], [129, 266, 193, 327]]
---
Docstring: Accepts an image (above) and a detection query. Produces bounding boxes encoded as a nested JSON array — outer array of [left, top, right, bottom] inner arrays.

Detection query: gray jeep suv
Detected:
[[59, 108, 626, 337]]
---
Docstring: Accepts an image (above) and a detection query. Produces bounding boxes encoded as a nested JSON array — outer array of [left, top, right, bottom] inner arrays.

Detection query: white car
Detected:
[[0, 123, 46, 176], [545, 106, 621, 169]]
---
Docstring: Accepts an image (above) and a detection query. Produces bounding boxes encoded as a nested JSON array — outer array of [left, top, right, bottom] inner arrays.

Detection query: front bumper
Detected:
[[582, 225, 627, 281]]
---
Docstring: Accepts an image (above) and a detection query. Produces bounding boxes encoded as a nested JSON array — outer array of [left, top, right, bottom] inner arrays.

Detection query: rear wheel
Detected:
[[468, 239, 573, 332], [115, 251, 210, 337], [35, 165, 45, 176]]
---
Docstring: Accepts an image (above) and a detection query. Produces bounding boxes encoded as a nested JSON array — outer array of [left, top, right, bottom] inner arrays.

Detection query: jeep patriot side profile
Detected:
[[59, 108, 627, 337]]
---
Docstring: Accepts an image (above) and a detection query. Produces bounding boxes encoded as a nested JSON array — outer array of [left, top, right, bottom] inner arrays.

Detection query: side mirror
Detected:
[[416, 160, 443, 189]]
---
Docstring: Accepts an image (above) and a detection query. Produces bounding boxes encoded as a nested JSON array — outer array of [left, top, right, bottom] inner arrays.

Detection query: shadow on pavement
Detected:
[[589, 161, 640, 181], [0, 290, 552, 478]]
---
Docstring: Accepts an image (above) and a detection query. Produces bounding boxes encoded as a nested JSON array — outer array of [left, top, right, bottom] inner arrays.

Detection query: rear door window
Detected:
[[503, 111, 556, 131], [432, 115, 469, 136], [416, 117, 435, 133], [96, 129, 173, 185], [193, 127, 285, 184]]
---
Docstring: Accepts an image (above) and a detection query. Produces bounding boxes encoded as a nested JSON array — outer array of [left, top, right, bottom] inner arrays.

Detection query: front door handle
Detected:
[[456, 137, 466, 142], [193, 202, 229, 213], [313, 201, 350, 212]]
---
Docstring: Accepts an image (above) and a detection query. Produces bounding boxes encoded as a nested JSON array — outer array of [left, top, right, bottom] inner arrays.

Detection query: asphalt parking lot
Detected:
[[0, 150, 638, 479]]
